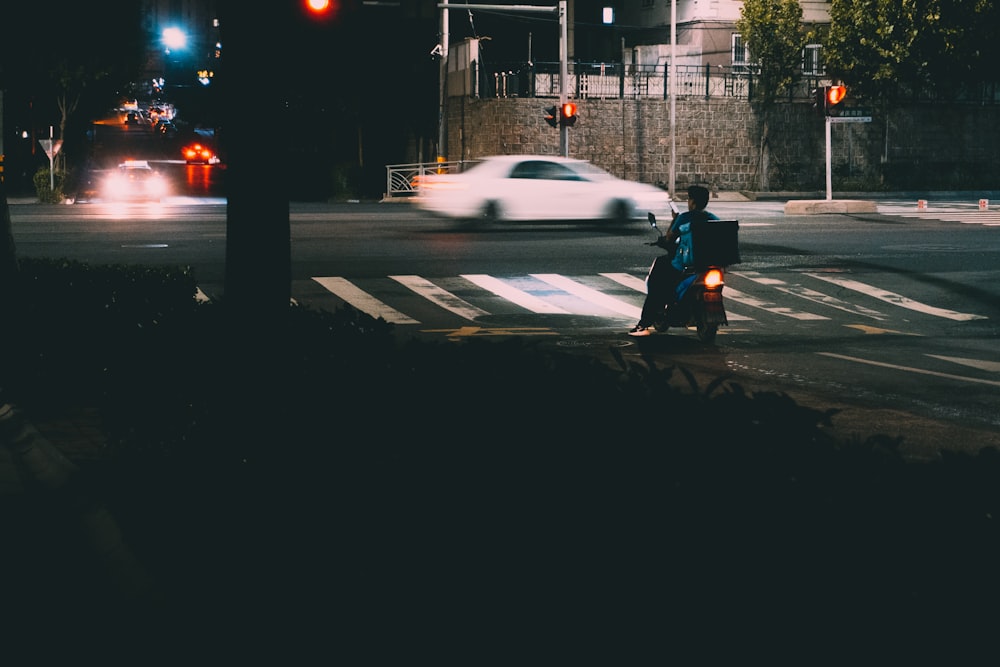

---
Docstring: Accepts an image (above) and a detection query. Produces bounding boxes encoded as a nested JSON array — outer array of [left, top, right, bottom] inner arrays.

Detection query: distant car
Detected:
[[413, 155, 673, 224], [182, 142, 220, 165], [155, 119, 177, 136], [101, 160, 169, 202]]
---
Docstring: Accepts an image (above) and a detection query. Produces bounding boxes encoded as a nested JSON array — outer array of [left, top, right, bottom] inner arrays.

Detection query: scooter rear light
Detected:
[[704, 268, 724, 288]]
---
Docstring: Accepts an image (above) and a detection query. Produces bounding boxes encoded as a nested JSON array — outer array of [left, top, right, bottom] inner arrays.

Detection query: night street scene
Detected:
[[2, 1, 1000, 662]]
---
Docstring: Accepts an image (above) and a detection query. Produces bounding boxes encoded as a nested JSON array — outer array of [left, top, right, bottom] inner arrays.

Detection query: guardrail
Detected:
[[384, 160, 470, 199]]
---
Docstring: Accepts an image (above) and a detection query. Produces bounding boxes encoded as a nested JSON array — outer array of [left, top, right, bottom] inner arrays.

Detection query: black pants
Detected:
[[639, 256, 684, 327]]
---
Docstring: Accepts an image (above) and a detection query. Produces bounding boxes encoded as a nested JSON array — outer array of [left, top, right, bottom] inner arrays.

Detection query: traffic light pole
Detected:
[[438, 2, 568, 156], [558, 1, 569, 157], [825, 116, 833, 200]]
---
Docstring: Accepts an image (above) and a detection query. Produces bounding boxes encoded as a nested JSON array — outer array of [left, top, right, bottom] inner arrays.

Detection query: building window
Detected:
[[802, 44, 824, 76], [731, 33, 750, 71]]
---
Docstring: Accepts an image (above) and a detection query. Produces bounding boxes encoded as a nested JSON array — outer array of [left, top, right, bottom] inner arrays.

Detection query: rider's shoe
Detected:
[[628, 324, 652, 337]]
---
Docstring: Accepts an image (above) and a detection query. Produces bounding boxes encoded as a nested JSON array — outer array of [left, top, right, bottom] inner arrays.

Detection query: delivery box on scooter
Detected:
[[691, 219, 741, 270]]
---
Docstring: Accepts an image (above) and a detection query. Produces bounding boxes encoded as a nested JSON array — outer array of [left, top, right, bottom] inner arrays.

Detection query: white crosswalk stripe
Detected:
[[311, 276, 419, 324], [304, 271, 989, 330], [878, 200, 1000, 226]]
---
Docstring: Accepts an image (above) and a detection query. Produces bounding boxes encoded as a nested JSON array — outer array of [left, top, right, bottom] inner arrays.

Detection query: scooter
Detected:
[[646, 212, 735, 343]]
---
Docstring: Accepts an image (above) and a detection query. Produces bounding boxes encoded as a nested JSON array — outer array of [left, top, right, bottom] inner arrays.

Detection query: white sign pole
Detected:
[[825, 116, 832, 200], [49, 126, 55, 190]]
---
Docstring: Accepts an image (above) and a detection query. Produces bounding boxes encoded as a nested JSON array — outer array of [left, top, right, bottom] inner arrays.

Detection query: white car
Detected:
[[101, 160, 169, 202], [414, 155, 673, 224]]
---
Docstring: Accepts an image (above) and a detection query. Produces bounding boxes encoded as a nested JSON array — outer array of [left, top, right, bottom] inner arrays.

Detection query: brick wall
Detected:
[[444, 97, 1000, 192]]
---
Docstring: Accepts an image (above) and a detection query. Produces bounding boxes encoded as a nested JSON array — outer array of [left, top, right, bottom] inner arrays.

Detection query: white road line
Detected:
[[803, 273, 987, 321], [312, 276, 420, 324], [733, 270, 885, 320], [723, 287, 830, 320], [926, 355, 1000, 373], [532, 273, 640, 319], [600, 272, 753, 321], [819, 353, 1000, 388], [390, 275, 490, 321], [460, 274, 571, 314]]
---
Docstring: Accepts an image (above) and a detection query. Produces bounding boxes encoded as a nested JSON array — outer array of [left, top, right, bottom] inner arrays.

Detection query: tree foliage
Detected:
[[824, 0, 1000, 103], [0, 1, 147, 164], [736, 0, 807, 109]]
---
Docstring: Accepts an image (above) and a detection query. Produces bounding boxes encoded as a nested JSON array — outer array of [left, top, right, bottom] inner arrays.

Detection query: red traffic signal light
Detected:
[[306, 0, 331, 12], [826, 85, 847, 107], [560, 102, 578, 127], [814, 85, 847, 116], [304, 0, 338, 19], [544, 106, 559, 128]]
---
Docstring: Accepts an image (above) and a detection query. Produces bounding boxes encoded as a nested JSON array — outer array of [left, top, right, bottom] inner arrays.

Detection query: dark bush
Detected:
[[3, 258, 1000, 661]]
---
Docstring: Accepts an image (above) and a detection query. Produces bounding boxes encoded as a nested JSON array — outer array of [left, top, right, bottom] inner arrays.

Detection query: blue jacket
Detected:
[[670, 209, 719, 272]]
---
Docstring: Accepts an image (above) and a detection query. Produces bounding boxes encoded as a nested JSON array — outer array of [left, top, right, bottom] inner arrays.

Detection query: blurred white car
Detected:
[[414, 155, 673, 224], [101, 160, 169, 202]]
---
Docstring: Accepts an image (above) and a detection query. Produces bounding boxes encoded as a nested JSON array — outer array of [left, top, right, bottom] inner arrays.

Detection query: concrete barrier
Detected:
[[783, 199, 879, 215]]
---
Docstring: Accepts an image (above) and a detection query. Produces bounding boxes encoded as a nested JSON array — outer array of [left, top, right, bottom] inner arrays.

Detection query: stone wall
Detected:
[[444, 96, 1000, 193]]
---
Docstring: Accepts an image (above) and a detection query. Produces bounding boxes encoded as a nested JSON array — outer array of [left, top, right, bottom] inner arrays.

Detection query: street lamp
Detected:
[[162, 27, 188, 52]]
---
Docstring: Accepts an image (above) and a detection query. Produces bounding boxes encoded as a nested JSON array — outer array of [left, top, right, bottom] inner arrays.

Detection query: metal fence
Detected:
[[482, 61, 776, 102], [385, 160, 470, 199], [478, 60, 1000, 105]]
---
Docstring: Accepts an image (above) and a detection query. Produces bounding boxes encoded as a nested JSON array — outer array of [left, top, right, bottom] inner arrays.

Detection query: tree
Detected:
[[0, 2, 146, 178], [824, 0, 1000, 104], [735, 0, 807, 190]]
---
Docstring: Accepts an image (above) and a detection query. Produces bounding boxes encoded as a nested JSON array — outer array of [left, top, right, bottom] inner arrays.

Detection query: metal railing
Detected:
[[473, 60, 1000, 105], [384, 160, 471, 199], [479, 61, 762, 100]]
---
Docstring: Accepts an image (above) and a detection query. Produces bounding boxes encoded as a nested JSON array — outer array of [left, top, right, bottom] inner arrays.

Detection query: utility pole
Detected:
[[438, 0, 449, 164], [669, 0, 676, 196], [437, 3, 568, 156], [558, 1, 569, 157]]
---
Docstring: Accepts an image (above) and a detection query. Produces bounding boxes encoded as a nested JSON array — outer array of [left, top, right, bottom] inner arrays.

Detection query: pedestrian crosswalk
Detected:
[[878, 200, 1000, 226], [290, 270, 989, 331]]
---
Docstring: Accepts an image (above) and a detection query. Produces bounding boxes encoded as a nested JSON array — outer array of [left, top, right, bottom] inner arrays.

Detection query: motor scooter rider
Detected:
[[628, 185, 719, 337]]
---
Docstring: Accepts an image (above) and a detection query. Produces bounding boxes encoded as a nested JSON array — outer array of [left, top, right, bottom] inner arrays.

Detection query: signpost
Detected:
[[38, 127, 63, 191], [824, 108, 871, 199], [829, 107, 873, 124]]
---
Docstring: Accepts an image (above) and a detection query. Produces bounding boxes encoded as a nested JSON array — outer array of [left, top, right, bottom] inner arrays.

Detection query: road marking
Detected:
[[421, 327, 558, 337], [600, 272, 753, 321], [819, 352, 1000, 387], [532, 273, 640, 319], [390, 275, 489, 321], [845, 324, 921, 336], [461, 274, 571, 314], [926, 355, 1000, 373], [803, 273, 987, 321], [723, 286, 830, 320], [734, 270, 885, 320], [312, 276, 420, 324]]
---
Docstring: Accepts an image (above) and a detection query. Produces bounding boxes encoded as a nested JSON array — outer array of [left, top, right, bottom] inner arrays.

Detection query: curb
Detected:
[[783, 199, 879, 215]]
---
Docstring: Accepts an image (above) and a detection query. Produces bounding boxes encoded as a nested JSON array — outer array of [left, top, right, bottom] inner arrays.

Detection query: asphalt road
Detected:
[[8, 197, 1000, 458]]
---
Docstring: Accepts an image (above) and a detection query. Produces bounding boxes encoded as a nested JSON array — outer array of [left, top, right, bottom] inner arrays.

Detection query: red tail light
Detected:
[[703, 269, 724, 288]]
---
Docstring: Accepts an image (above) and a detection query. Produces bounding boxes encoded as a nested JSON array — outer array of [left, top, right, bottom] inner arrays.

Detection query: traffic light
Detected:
[[825, 85, 847, 115], [303, 0, 337, 20], [560, 102, 578, 127], [814, 85, 847, 116], [544, 106, 559, 128]]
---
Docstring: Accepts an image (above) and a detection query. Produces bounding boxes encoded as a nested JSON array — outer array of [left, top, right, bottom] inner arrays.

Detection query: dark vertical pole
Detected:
[[218, 1, 291, 321]]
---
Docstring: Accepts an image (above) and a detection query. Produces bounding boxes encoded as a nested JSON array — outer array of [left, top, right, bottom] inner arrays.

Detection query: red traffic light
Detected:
[[826, 85, 847, 107], [814, 85, 848, 116], [560, 102, 578, 127], [304, 0, 338, 19], [306, 0, 332, 12]]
